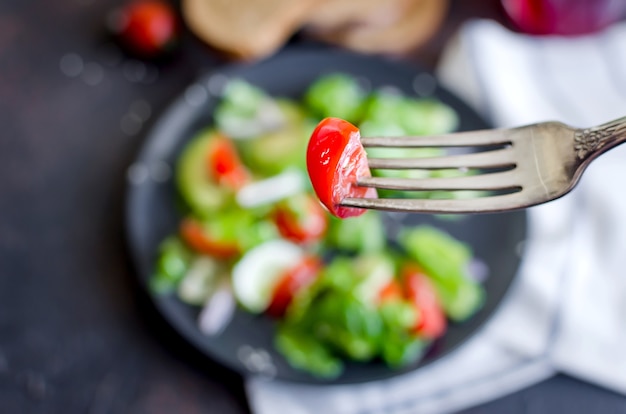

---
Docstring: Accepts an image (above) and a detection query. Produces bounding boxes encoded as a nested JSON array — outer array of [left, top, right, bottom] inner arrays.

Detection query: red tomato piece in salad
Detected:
[[273, 194, 328, 244], [267, 256, 321, 317], [306, 117, 377, 219], [402, 265, 447, 339], [377, 279, 404, 304], [180, 218, 239, 259], [206, 134, 250, 190], [109, 0, 179, 58]]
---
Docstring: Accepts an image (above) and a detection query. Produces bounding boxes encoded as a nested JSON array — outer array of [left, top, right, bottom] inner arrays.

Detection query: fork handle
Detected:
[[574, 116, 626, 162]]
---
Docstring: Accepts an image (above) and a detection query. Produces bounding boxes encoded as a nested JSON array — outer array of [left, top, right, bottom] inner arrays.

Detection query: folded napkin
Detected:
[[246, 20, 626, 413]]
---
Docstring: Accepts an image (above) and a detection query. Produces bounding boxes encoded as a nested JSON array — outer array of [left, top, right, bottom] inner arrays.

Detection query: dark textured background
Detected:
[[1, 0, 625, 412]]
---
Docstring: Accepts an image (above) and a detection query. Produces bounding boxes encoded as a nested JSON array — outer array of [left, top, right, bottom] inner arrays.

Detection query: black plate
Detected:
[[126, 48, 526, 384]]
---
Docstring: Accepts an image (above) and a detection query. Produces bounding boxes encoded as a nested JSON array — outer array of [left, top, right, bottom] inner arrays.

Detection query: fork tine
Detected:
[[341, 193, 526, 214], [357, 170, 519, 191], [361, 128, 512, 148], [367, 148, 515, 170]]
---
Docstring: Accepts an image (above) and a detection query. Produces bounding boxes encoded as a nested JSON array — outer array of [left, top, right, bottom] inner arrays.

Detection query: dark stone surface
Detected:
[[1, 0, 624, 412]]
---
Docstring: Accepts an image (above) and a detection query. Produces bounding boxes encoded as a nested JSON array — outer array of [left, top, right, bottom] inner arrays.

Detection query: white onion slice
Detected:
[[236, 169, 305, 208], [232, 240, 303, 313], [198, 280, 236, 336]]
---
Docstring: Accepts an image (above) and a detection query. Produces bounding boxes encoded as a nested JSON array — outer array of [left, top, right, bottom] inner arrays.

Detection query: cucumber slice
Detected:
[[238, 100, 312, 176], [232, 240, 304, 313], [176, 129, 229, 216]]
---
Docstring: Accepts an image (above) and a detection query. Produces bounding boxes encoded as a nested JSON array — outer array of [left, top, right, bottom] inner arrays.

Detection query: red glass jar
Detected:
[[502, 0, 626, 35]]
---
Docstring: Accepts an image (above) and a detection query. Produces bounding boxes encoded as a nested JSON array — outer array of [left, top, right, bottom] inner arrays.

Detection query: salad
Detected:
[[151, 73, 485, 378]]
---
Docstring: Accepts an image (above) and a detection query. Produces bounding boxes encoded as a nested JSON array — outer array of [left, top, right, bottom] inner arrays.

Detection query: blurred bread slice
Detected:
[[306, 0, 448, 54], [182, 0, 318, 59], [305, 0, 412, 32]]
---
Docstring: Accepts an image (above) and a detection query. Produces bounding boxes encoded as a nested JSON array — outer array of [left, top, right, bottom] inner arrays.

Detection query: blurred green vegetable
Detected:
[[305, 73, 366, 123], [360, 91, 458, 136], [397, 99, 459, 136], [237, 100, 312, 176], [195, 208, 279, 253], [325, 211, 385, 253], [276, 252, 430, 377], [399, 226, 484, 321], [275, 326, 343, 379], [150, 237, 192, 294], [381, 333, 426, 368], [380, 300, 419, 333], [215, 79, 285, 139]]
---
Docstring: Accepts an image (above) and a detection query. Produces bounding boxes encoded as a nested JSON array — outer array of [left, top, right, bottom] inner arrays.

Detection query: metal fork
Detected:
[[341, 116, 626, 214]]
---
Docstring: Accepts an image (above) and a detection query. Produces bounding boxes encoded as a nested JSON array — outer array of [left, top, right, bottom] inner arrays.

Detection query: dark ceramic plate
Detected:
[[126, 48, 526, 384]]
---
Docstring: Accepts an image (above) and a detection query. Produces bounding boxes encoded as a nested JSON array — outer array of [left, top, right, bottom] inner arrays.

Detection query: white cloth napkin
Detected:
[[246, 20, 626, 413]]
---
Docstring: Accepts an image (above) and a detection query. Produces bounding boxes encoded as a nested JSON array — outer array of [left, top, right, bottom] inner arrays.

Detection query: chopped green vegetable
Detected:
[[151, 237, 192, 294], [305, 73, 366, 123], [399, 226, 484, 321], [381, 333, 426, 368], [400, 226, 472, 281], [196, 208, 278, 252], [353, 253, 395, 304], [214, 79, 285, 139], [313, 292, 382, 361], [398, 99, 459, 136], [436, 278, 485, 322], [325, 211, 385, 253], [380, 301, 419, 332], [237, 100, 312, 176], [276, 326, 343, 379], [360, 91, 458, 136]]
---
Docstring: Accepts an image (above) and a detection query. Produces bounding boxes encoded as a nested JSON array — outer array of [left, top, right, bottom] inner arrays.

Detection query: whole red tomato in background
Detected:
[[108, 0, 179, 58]]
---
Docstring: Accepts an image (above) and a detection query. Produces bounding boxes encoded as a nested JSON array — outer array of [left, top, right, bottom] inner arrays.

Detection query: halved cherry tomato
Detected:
[[306, 117, 377, 219], [402, 265, 447, 339], [206, 134, 250, 190], [180, 218, 239, 259], [109, 0, 179, 58], [273, 194, 328, 244], [377, 279, 404, 304], [267, 256, 321, 317]]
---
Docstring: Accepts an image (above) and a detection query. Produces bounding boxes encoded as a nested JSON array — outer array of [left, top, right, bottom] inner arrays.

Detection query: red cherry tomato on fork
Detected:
[[306, 117, 377, 219]]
